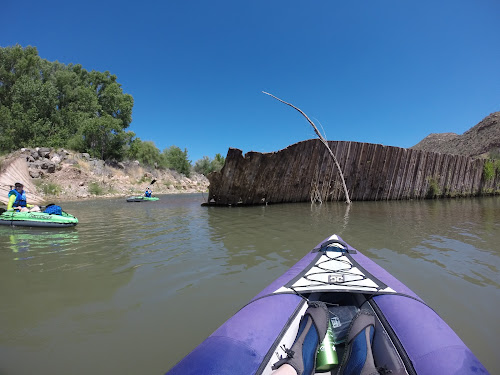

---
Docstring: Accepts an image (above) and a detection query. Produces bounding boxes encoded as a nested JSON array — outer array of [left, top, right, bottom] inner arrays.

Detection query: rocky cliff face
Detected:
[[411, 111, 500, 157]]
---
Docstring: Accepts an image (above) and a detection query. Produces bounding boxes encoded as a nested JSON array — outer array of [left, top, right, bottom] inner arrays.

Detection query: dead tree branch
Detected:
[[262, 91, 351, 204]]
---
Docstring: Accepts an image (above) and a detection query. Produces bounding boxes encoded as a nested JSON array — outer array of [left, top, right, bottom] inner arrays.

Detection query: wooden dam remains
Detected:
[[205, 139, 500, 205]]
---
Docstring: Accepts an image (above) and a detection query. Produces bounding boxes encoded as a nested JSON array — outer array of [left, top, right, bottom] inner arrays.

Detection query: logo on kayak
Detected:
[[28, 214, 50, 220], [328, 275, 345, 283], [331, 315, 341, 328]]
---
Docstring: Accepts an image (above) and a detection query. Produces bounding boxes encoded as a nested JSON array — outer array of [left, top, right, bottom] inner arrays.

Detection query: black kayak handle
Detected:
[[318, 239, 356, 254]]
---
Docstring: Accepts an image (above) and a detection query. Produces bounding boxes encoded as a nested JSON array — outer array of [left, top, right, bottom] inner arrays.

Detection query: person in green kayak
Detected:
[[145, 187, 152, 197], [7, 182, 40, 212]]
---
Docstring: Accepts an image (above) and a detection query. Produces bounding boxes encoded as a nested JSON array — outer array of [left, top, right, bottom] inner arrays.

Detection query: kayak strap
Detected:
[[317, 239, 357, 254]]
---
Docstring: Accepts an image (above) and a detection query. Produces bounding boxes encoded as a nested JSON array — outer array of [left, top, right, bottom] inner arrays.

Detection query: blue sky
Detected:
[[2, 1, 499, 163]]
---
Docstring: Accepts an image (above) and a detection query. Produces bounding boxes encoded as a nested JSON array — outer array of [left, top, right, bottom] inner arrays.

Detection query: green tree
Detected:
[[193, 153, 226, 176], [128, 138, 164, 167], [163, 146, 191, 177], [211, 153, 225, 172], [0, 44, 134, 160], [9, 75, 59, 146], [0, 105, 15, 153], [194, 156, 212, 175]]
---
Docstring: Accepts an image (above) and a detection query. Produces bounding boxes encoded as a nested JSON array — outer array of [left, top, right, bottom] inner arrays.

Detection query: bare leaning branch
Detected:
[[262, 91, 351, 204]]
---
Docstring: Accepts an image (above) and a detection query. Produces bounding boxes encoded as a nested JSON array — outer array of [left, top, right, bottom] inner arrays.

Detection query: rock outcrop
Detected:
[[411, 111, 500, 157]]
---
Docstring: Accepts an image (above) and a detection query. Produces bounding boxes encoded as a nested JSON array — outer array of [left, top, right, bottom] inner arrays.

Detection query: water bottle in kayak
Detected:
[[315, 320, 338, 372]]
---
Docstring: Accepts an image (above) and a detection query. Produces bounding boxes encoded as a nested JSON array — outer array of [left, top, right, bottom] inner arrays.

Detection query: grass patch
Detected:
[[75, 159, 90, 171], [136, 176, 150, 184], [88, 182, 104, 195], [35, 181, 61, 196]]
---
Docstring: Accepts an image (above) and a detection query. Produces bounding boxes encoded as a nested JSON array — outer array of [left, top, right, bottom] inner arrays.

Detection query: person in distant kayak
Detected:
[[7, 182, 40, 212], [145, 188, 152, 197]]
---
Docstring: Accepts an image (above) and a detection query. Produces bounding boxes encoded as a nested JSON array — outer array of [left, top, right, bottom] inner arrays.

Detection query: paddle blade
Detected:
[[150, 179, 157, 185]]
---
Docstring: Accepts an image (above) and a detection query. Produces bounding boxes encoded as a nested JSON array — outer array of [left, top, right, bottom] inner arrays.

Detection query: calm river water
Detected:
[[0, 194, 499, 374]]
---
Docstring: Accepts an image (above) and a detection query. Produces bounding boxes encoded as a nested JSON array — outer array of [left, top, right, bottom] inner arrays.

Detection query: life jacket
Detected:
[[145, 190, 152, 197], [8, 189, 27, 207]]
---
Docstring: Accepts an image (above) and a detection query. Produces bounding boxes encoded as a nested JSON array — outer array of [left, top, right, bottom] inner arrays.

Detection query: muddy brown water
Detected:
[[0, 194, 498, 374]]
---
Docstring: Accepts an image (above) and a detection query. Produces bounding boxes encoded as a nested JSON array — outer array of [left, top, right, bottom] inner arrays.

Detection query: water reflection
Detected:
[[4, 228, 79, 260]]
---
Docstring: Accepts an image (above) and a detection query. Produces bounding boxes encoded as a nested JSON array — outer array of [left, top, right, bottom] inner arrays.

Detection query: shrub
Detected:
[[88, 182, 104, 195], [426, 176, 441, 198], [495, 160, 500, 172], [35, 181, 61, 196], [483, 161, 495, 181]]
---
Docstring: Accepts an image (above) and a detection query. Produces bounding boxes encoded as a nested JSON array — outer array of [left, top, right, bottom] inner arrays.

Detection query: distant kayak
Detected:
[[126, 196, 159, 202], [0, 210, 79, 228]]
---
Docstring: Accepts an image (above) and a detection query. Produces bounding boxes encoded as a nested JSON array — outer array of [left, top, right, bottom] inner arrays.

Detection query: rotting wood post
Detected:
[[262, 91, 352, 204]]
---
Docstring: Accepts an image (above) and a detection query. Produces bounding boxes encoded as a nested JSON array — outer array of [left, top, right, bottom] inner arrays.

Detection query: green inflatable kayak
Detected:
[[0, 210, 79, 228], [126, 196, 159, 202]]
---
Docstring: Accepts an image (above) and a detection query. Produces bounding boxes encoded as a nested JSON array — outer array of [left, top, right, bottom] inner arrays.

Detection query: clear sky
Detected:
[[2, 0, 499, 163]]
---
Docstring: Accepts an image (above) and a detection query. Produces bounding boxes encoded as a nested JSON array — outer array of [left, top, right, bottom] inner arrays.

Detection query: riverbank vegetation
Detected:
[[0, 45, 224, 177]]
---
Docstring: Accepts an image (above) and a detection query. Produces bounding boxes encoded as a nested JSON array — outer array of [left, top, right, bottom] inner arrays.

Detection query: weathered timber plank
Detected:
[[374, 146, 390, 200], [413, 151, 427, 199], [384, 146, 402, 200]]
